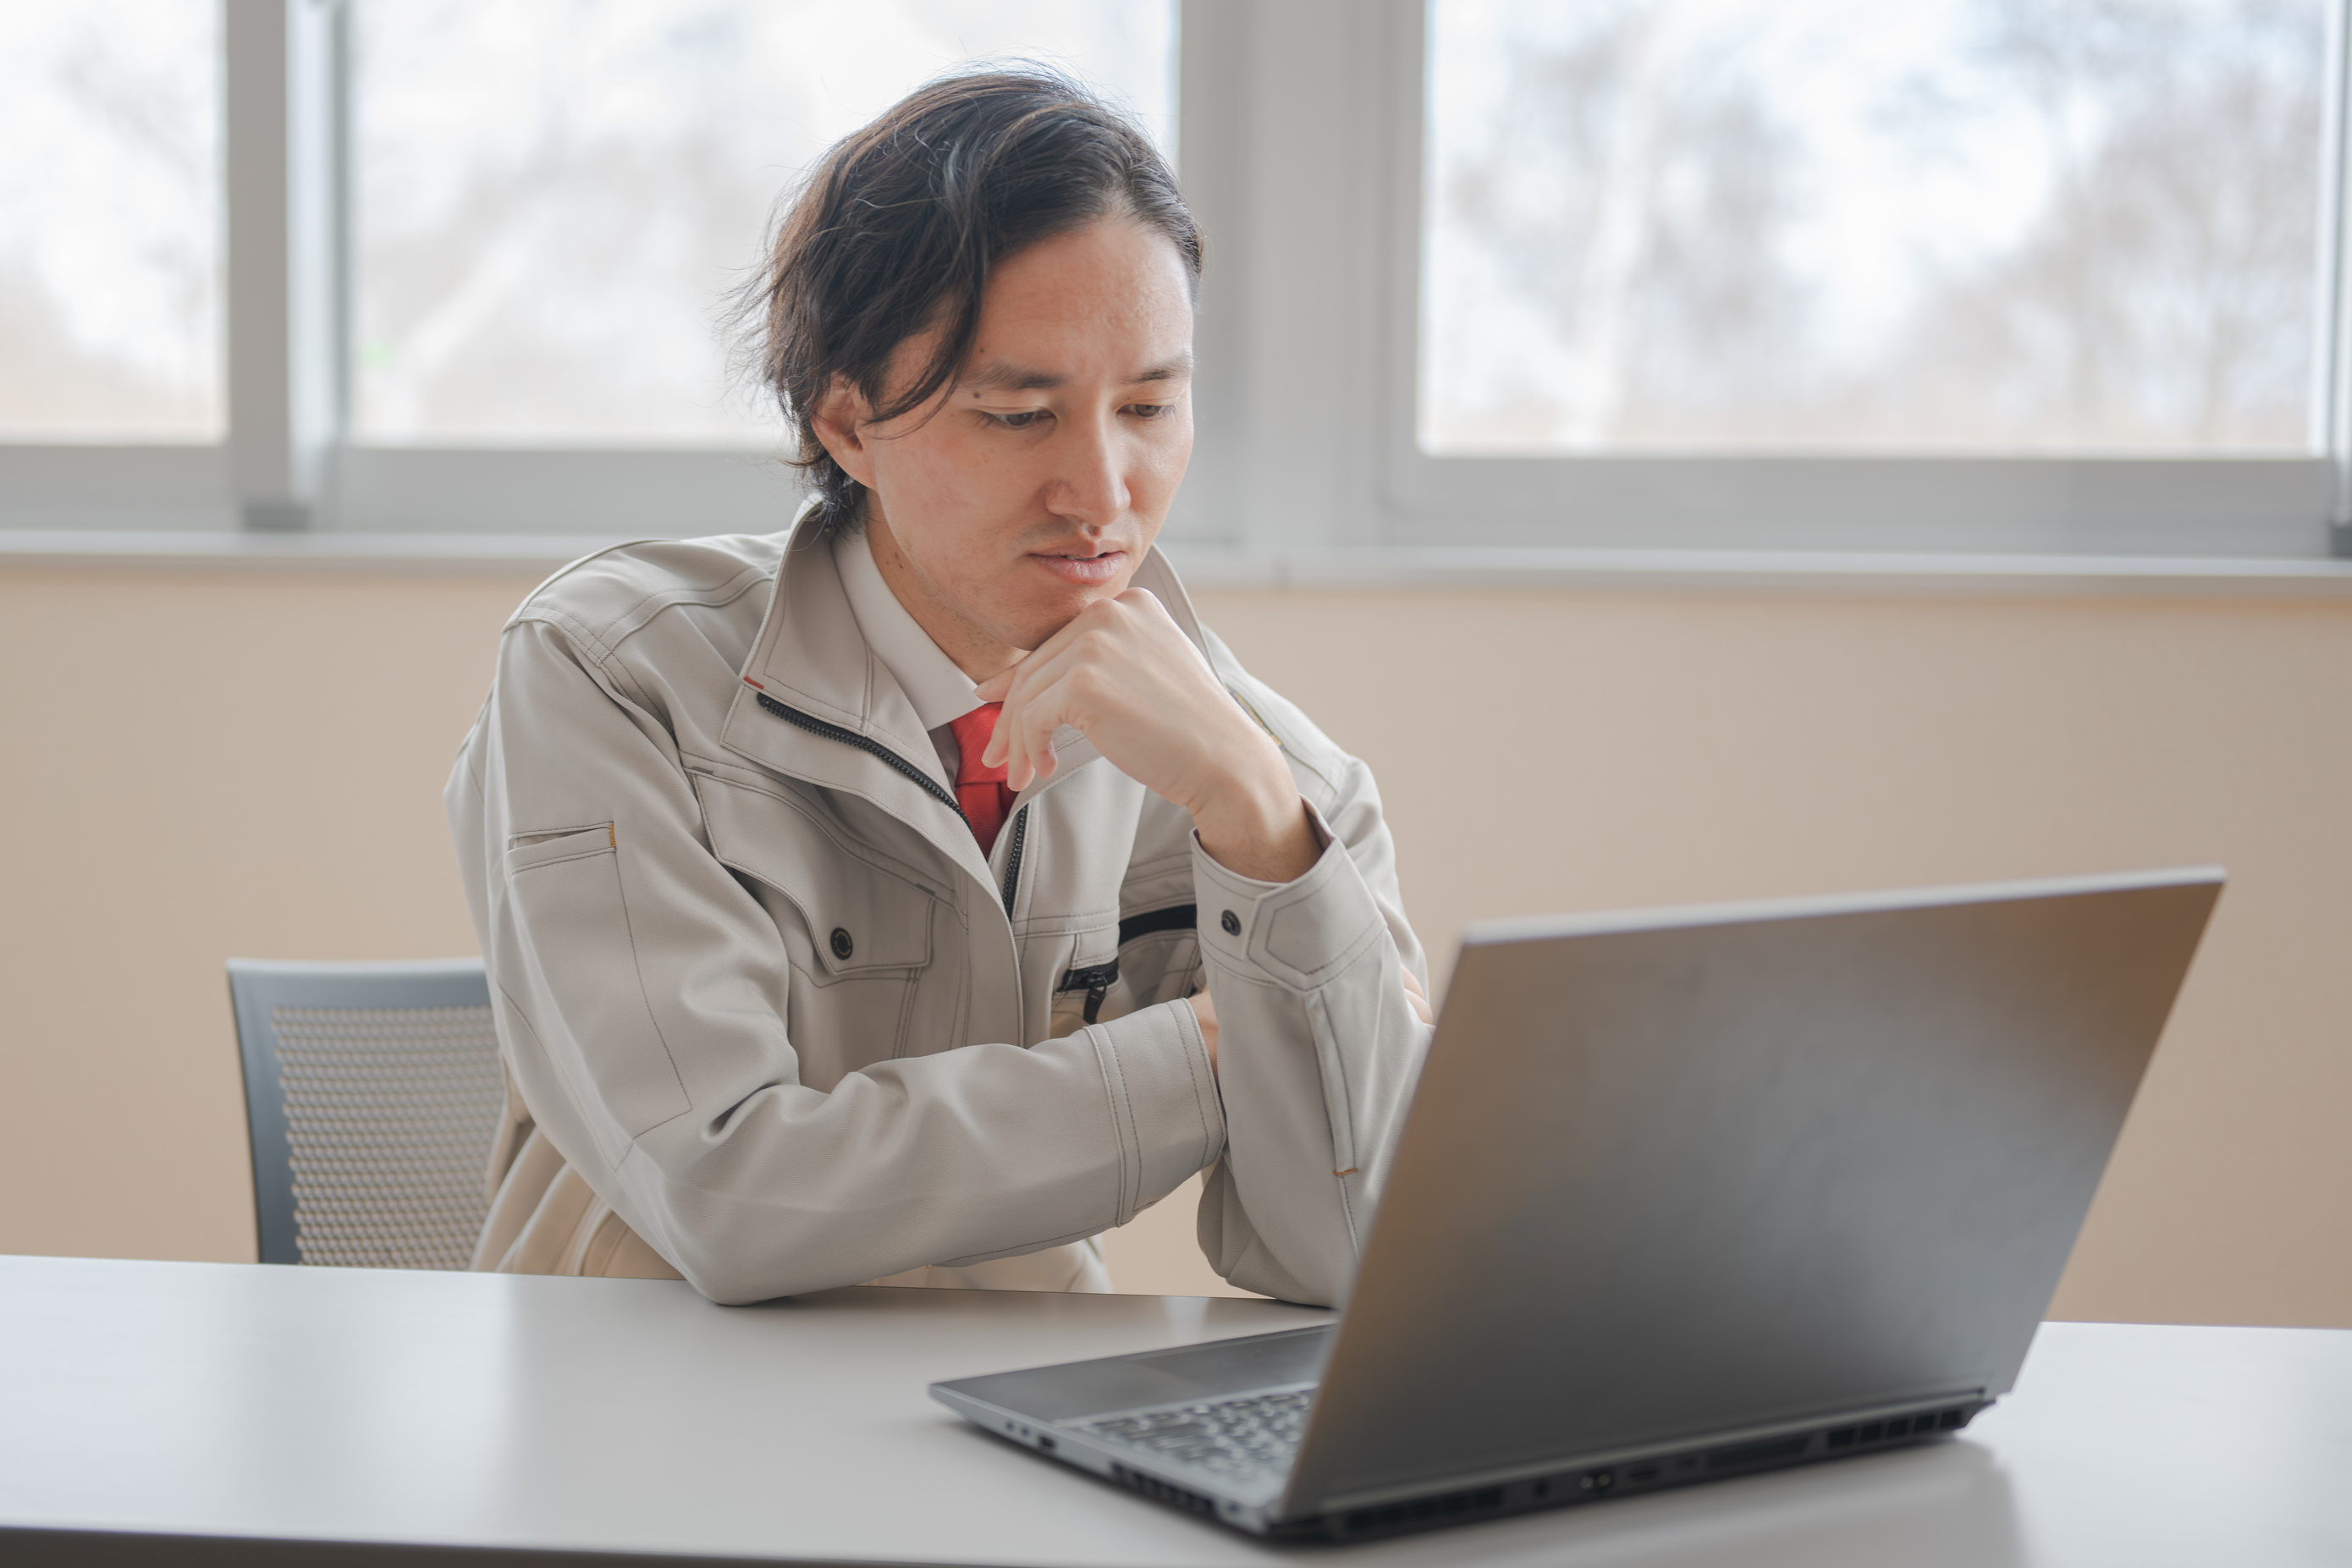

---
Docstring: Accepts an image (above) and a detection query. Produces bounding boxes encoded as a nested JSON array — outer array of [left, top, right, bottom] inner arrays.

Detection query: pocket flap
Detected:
[[697, 776, 932, 974], [505, 824, 617, 873]]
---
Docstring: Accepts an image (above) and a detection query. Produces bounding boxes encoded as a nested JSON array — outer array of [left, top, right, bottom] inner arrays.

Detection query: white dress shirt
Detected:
[[834, 525, 983, 789]]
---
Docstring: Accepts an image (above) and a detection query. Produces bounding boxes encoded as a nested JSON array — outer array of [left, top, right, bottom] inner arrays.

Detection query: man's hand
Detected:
[[1188, 989, 1217, 1075], [1400, 965, 1434, 1026], [975, 589, 1321, 883]]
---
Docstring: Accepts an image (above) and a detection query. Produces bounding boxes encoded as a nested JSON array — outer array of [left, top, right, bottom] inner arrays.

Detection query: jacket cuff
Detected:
[[1192, 803, 1388, 992], [1082, 997, 1226, 1225]]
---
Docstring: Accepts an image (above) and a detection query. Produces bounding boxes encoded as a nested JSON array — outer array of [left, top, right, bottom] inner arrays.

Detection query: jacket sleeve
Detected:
[[448, 616, 1224, 1305], [1187, 662, 1435, 1307]]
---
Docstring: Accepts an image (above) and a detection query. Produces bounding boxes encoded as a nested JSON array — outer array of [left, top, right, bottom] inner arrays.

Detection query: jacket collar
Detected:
[[718, 507, 1218, 865]]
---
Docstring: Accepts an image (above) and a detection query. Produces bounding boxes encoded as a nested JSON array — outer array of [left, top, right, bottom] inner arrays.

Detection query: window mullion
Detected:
[[223, 0, 345, 533], [2322, 0, 2352, 558]]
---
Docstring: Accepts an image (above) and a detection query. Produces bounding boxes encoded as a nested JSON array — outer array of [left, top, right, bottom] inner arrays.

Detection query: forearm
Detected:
[[1187, 813, 1432, 1305], [577, 1002, 1220, 1302]]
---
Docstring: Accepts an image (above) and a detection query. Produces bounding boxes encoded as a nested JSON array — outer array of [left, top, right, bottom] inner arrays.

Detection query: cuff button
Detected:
[[830, 927, 855, 960], [1220, 910, 1242, 936]]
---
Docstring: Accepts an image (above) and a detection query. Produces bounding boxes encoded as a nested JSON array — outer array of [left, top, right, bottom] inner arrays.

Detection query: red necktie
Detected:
[[947, 703, 1016, 855]]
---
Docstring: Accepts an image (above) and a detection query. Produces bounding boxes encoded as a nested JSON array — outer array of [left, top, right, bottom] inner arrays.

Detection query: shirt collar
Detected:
[[833, 525, 982, 732]]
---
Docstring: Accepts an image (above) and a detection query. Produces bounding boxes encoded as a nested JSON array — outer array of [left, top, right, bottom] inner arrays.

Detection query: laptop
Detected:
[[930, 867, 2223, 1541]]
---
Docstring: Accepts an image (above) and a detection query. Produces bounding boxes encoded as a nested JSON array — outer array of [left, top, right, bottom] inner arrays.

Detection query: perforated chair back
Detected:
[[227, 959, 506, 1268]]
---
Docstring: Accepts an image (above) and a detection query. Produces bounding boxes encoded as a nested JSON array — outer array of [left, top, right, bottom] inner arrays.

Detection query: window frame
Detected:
[[1378, 0, 2352, 561], [1175, 0, 2352, 568], [7, 0, 2352, 581]]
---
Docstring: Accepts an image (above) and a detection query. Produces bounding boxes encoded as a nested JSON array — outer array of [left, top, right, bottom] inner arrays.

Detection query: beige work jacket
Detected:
[[445, 518, 1430, 1306]]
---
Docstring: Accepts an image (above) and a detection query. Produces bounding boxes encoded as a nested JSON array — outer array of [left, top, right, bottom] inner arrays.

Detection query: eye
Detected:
[[1126, 402, 1173, 421], [989, 410, 1049, 430]]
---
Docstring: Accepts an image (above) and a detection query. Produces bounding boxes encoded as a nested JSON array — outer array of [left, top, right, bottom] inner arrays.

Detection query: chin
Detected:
[[1003, 582, 1124, 650]]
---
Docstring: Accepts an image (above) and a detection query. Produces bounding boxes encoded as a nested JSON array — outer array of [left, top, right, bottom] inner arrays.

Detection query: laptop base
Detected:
[[942, 1371, 1991, 1542]]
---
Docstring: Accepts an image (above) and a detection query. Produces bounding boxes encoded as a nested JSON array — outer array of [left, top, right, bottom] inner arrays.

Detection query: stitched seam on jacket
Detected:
[[494, 980, 619, 1171], [1305, 986, 1361, 1248], [688, 767, 952, 903], [1171, 995, 1224, 1168], [507, 821, 615, 848], [1238, 867, 1387, 990], [608, 845, 693, 1124], [1121, 848, 1194, 882], [510, 845, 613, 873], [889, 963, 921, 1059], [1087, 1025, 1139, 1226], [526, 604, 624, 669], [934, 1226, 1115, 1268], [511, 560, 771, 655], [1109, 1023, 1143, 1222], [1195, 837, 1389, 987]]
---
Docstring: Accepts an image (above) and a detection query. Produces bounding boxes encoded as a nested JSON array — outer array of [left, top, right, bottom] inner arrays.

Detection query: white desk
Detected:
[[1, 1255, 2345, 1565]]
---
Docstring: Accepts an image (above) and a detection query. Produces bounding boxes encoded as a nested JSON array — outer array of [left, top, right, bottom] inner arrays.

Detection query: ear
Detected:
[[808, 376, 878, 491]]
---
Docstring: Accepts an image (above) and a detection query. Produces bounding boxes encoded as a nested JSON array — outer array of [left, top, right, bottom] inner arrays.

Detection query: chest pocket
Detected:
[[696, 772, 936, 978]]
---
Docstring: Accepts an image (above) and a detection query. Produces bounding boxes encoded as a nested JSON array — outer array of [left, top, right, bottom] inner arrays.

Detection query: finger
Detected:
[[1114, 586, 1219, 678], [1000, 665, 1077, 790], [981, 635, 1082, 769], [983, 631, 1097, 778], [1397, 963, 1434, 1024], [984, 663, 1049, 784]]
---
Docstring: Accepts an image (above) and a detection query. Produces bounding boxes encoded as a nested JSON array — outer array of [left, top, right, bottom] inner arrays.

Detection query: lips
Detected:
[[1031, 547, 1127, 586]]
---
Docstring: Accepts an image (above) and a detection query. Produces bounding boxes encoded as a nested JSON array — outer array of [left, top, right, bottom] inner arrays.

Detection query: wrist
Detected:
[[1189, 745, 1321, 883]]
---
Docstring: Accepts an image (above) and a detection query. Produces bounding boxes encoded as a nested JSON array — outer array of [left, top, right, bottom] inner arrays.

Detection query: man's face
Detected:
[[815, 217, 1196, 675]]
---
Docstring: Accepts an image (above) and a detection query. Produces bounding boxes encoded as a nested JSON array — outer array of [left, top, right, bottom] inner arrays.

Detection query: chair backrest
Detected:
[[226, 959, 504, 1269]]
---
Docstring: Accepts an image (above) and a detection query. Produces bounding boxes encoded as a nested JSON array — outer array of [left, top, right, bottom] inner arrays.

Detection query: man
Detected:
[[448, 70, 1432, 1306]]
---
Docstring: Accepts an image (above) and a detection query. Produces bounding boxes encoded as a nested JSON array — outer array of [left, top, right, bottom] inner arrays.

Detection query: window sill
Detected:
[[7, 529, 2352, 599]]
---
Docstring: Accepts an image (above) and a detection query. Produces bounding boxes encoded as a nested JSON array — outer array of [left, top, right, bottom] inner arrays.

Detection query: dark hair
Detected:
[[740, 67, 1202, 538]]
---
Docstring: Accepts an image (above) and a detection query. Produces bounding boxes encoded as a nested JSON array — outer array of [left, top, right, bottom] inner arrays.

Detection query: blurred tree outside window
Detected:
[[350, 0, 1176, 448], [0, 1, 223, 443], [1424, 0, 2330, 455]]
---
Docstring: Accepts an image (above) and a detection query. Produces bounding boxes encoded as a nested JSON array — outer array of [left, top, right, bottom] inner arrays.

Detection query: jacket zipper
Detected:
[[1056, 959, 1119, 1025], [755, 692, 964, 817], [1052, 907, 1198, 1026], [998, 805, 1027, 920], [757, 690, 1027, 920]]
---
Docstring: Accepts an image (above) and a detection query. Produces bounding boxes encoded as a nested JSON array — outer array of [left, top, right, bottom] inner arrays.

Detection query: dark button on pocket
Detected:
[[1220, 910, 1242, 936], [829, 927, 855, 960]]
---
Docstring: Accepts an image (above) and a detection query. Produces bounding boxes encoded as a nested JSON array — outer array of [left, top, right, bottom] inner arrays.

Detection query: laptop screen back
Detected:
[[1285, 870, 2221, 1511]]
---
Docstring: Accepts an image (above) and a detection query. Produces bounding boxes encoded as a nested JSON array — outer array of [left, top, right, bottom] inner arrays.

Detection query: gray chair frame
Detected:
[[226, 958, 493, 1266]]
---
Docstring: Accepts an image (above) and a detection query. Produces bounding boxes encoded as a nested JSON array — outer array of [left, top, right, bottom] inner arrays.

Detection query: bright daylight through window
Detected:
[[350, 0, 1175, 448], [0, 1, 223, 441], [1424, 0, 2332, 457]]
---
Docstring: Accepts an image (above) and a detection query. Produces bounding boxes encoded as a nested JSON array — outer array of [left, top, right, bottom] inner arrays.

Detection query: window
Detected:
[[0, 1, 223, 443], [6, 0, 2349, 571], [350, 1, 1173, 447], [1424, 0, 2327, 458], [1379, 0, 2347, 556]]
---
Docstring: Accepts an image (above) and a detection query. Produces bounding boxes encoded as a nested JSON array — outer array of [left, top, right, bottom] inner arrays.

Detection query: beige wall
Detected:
[[2, 561, 2345, 1324]]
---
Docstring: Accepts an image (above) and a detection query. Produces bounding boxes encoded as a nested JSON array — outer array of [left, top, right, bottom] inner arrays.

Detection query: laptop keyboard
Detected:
[[1070, 1387, 1313, 1488]]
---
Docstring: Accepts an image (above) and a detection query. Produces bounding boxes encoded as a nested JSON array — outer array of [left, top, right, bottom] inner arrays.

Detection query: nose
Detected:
[[1043, 407, 1131, 531]]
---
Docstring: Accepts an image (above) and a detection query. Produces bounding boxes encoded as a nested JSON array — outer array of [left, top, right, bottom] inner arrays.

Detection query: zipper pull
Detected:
[[1057, 960, 1121, 1026]]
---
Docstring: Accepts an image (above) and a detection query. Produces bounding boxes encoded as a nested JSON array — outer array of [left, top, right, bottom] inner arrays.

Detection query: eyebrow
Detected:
[[959, 354, 1194, 394]]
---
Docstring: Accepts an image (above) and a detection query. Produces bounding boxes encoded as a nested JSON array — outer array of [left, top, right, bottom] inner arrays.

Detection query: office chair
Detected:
[[227, 959, 506, 1269]]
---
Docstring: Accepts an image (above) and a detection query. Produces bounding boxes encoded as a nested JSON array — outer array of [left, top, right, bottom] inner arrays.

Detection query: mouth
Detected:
[[1027, 543, 1129, 586]]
